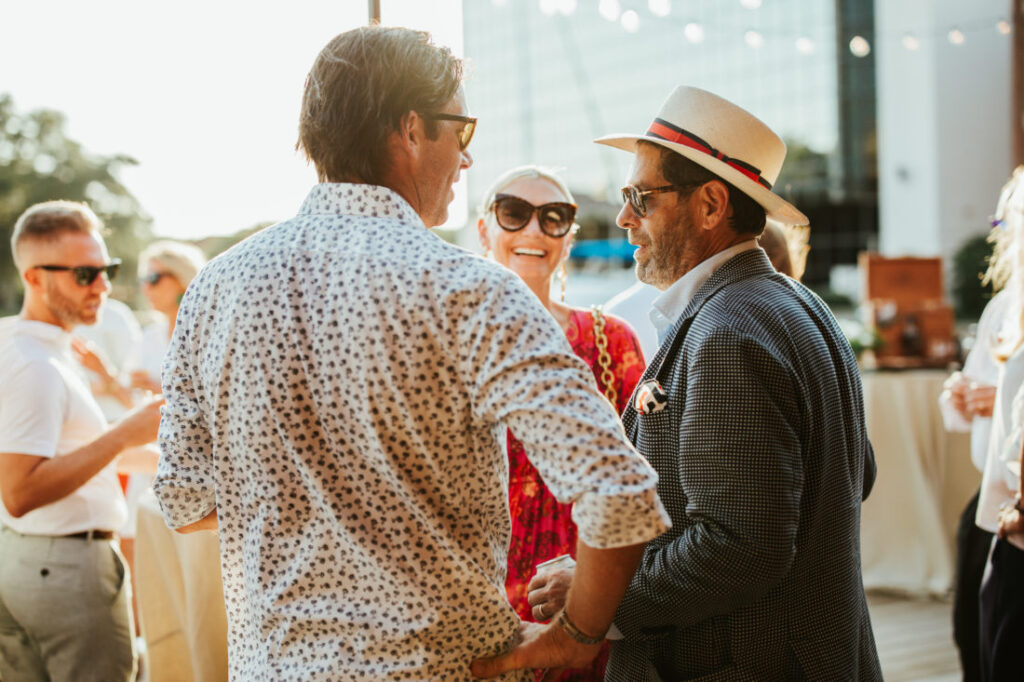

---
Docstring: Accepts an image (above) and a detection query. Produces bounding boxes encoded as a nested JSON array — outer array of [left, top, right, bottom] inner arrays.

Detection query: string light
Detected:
[[598, 0, 621, 22], [684, 22, 705, 44], [556, 0, 577, 15], [948, 28, 965, 45], [649, 0, 671, 18], [902, 33, 920, 50], [745, 30, 764, 48], [795, 37, 815, 55], [849, 35, 871, 57], [740, 0, 763, 8], [621, 10, 640, 32], [997, 20, 1011, 35], [539, 0, 558, 16]]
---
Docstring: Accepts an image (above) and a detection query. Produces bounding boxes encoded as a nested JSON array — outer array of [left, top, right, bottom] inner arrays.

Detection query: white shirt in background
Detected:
[[74, 297, 142, 421], [939, 291, 1010, 472], [0, 319, 126, 535]]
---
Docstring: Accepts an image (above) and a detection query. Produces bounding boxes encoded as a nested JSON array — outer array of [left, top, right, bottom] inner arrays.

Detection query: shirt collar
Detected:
[[13, 318, 73, 352], [649, 240, 759, 340], [299, 183, 425, 227]]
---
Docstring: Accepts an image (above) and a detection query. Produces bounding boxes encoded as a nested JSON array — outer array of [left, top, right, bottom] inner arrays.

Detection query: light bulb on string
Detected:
[[948, 28, 965, 45], [599, 0, 621, 22], [621, 10, 640, 32], [849, 35, 870, 57], [684, 22, 705, 44], [649, 0, 671, 18], [997, 20, 1011, 35], [902, 34, 919, 51], [539, 0, 558, 16], [740, 0, 762, 8], [745, 30, 764, 48], [795, 37, 815, 55]]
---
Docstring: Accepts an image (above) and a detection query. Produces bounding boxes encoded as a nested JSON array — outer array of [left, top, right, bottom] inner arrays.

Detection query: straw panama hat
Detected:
[[595, 85, 809, 226]]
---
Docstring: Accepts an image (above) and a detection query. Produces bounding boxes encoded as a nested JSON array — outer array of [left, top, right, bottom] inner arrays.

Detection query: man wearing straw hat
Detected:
[[524, 86, 881, 680]]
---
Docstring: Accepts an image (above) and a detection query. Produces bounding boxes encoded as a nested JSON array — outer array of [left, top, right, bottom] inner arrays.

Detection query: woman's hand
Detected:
[[998, 499, 1024, 540], [130, 369, 163, 394]]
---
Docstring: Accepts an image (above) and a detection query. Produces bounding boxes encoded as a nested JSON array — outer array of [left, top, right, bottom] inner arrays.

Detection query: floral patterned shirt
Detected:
[[153, 184, 670, 681]]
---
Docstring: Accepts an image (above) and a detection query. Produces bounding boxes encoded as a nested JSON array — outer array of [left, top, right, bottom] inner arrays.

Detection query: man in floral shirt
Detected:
[[153, 26, 669, 681]]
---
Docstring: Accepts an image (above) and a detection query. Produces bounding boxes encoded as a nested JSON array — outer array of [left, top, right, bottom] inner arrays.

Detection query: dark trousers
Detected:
[[980, 538, 1024, 681], [954, 490, 994, 682]]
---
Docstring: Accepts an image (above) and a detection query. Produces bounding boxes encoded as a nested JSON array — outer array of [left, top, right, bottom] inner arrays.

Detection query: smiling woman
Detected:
[[476, 165, 646, 682]]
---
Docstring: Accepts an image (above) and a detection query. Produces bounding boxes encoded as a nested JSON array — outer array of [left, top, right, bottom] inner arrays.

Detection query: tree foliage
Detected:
[[0, 93, 152, 313]]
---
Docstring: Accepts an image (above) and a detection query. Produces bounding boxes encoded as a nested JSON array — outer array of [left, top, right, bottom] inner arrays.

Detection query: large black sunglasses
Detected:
[[34, 259, 122, 286], [492, 194, 577, 238], [426, 113, 477, 151], [621, 183, 703, 218]]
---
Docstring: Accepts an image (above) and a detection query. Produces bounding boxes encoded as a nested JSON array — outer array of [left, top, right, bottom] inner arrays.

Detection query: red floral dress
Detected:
[[505, 308, 646, 681]]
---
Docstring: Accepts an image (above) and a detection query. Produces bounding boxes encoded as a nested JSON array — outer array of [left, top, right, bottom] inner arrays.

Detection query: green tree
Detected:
[[0, 93, 152, 313]]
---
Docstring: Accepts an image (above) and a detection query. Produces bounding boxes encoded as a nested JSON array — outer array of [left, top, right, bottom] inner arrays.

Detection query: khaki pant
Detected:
[[0, 526, 137, 682]]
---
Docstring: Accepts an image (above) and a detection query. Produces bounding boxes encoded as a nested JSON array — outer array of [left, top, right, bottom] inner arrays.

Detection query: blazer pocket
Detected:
[[650, 614, 733, 680]]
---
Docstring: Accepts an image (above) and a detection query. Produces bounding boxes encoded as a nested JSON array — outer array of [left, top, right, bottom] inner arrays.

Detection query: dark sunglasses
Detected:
[[34, 259, 121, 286], [139, 272, 171, 286], [492, 194, 577, 238], [427, 113, 477, 151], [621, 183, 703, 218]]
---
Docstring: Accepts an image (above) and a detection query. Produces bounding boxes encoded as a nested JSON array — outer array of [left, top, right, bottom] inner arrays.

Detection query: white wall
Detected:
[[876, 0, 1012, 266]]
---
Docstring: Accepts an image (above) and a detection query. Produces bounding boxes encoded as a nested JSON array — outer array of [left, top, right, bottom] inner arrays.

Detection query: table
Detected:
[[135, 492, 229, 682], [859, 369, 980, 595]]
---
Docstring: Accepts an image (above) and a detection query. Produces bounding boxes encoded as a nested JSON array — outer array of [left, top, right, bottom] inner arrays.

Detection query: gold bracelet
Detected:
[[555, 608, 606, 645]]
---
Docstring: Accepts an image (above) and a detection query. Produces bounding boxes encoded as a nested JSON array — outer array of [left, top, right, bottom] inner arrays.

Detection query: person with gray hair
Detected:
[[0, 200, 163, 682], [130, 240, 207, 394]]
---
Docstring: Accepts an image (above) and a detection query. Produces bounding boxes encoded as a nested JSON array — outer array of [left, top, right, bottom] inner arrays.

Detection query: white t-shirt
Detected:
[[74, 297, 143, 421], [0, 319, 126, 535]]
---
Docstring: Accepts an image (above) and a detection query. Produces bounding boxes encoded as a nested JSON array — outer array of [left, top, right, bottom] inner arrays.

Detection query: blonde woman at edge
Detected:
[[131, 240, 207, 394], [477, 165, 645, 681]]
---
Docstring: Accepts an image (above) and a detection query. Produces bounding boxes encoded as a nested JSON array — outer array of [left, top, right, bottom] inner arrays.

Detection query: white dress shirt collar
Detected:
[[649, 240, 759, 343]]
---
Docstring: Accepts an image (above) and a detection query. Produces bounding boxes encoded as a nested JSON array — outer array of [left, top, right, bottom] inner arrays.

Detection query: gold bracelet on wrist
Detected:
[[555, 608, 606, 645]]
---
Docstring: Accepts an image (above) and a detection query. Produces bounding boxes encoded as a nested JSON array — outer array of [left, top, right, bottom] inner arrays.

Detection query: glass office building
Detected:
[[461, 0, 877, 285]]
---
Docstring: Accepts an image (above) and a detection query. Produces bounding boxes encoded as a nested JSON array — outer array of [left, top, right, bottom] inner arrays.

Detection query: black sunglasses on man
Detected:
[[31, 259, 122, 287]]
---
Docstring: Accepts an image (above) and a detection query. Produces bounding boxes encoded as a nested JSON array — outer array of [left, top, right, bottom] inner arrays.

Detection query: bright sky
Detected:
[[1, 0, 466, 239]]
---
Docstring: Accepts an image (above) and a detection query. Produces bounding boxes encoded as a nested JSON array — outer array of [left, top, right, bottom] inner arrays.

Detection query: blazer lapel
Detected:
[[622, 248, 776, 443]]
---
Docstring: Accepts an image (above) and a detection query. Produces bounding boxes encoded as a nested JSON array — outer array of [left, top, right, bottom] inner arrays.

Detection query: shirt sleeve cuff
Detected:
[[571, 488, 671, 548]]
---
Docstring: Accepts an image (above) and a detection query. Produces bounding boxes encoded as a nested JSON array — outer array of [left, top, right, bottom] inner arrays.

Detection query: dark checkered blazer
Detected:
[[607, 248, 881, 681]]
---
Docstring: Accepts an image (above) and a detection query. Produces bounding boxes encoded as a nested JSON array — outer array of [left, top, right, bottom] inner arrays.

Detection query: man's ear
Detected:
[[693, 180, 731, 231], [394, 110, 427, 160], [21, 267, 42, 292]]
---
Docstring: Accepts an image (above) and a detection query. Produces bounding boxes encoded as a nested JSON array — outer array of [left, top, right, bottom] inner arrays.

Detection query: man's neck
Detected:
[[20, 299, 70, 332]]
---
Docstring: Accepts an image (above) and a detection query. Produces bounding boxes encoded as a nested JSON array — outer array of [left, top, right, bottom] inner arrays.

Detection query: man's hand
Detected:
[[111, 396, 164, 449], [470, 620, 600, 680], [528, 563, 574, 623], [965, 383, 997, 418], [998, 500, 1024, 540]]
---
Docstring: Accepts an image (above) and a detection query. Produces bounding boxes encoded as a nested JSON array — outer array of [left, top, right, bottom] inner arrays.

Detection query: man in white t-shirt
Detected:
[[0, 200, 162, 682]]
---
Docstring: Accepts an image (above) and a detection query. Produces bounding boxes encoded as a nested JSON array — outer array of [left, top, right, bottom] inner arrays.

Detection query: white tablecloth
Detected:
[[860, 369, 980, 595]]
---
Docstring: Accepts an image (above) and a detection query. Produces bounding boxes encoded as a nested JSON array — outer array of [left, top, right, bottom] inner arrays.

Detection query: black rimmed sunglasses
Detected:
[[33, 259, 122, 286], [426, 113, 477, 151], [621, 183, 703, 218], [139, 271, 171, 286], [491, 194, 577, 238]]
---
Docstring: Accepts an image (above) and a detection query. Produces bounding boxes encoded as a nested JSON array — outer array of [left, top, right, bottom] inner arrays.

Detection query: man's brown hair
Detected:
[[641, 141, 766, 236], [297, 26, 464, 185], [10, 200, 101, 271]]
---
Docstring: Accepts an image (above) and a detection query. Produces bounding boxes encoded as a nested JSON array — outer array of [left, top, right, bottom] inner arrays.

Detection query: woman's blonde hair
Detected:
[[138, 240, 207, 288], [984, 166, 1024, 362], [478, 165, 576, 226]]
